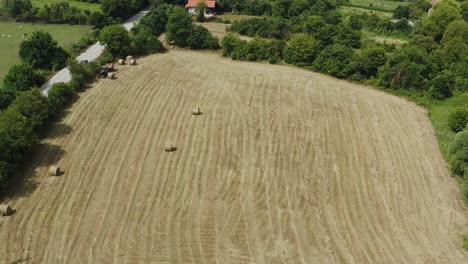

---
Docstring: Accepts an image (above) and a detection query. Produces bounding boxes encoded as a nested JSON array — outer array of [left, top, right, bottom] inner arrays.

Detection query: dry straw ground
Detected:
[[0, 51, 467, 263]]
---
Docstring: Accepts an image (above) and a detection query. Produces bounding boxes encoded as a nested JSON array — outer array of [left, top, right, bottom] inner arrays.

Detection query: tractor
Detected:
[[97, 63, 115, 79]]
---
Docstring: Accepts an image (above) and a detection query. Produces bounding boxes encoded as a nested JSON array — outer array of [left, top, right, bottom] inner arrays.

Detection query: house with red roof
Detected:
[[185, 0, 216, 18]]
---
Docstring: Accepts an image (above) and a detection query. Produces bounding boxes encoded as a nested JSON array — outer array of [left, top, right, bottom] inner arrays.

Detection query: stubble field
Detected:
[[0, 50, 467, 263]]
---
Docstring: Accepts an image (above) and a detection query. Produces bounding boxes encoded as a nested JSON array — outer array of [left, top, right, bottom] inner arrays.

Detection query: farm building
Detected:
[[185, 0, 216, 18]]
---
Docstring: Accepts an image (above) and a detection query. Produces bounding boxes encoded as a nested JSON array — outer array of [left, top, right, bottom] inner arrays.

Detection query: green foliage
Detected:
[[351, 46, 387, 79], [19, 31, 69, 70], [284, 33, 318, 67], [462, 233, 468, 250], [138, 4, 170, 36], [3, 64, 36, 94], [448, 107, 468, 133], [462, 1, 468, 21], [196, 1, 206, 22], [428, 71, 454, 100], [450, 129, 468, 178], [221, 33, 243, 57], [89, 11, 110, 29], [313, 44, 355, 78], [99, 25, 132, 57], [187, 25, 220, 50], [101, 0, 148, 20], [230, 17, 290, 39], [5, 0, 34, 19], [9, 89, 49, 132], [132, 27, 165, 55], [421, 0, 462, 41], [378, 46, 435, 90], [47, 83, 74, 115], [166, 7, 193, 47], [394, 5, 410, 19]]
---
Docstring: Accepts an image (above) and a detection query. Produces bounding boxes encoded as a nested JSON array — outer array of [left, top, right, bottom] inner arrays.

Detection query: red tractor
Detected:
[[98, 63, 115, 78]]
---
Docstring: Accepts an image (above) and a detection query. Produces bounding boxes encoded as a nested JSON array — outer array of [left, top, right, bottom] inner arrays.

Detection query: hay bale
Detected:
[[129, 59, 136, 65], [192, 107, 202, 115], [108, 72, 115, 79], [126, 55, 133, 62], [118, 59, 125, 65], [49, 166, 60, 176], [0, 204, 12, 216], [165, 143, 176, 152]]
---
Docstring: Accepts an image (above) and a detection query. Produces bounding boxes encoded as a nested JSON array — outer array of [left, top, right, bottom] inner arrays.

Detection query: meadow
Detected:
[[0, 21, 92, 83], [31, 0, 101, 12]]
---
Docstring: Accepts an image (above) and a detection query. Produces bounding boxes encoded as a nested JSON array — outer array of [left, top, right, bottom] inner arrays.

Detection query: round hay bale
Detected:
[[126, 55, 133, 62], [49, 166, 60, 176], [118, 59, 125, 65], [129, 59, 136, 65], [0, 204, 12, 216], [108, 72, 115, 79], [165, 143, 175, 152], [192, 107, 202, 115]]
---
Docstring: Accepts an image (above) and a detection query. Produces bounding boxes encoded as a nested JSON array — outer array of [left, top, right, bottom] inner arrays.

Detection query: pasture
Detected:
[[0, 50, 467, 263], [347, 0, 408, 12], [31, 0, 101, 12], [0, 21, 92, 83]]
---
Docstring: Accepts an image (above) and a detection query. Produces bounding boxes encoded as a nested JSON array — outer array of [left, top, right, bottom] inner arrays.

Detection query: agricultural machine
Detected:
[[98, 63, 115, 78]]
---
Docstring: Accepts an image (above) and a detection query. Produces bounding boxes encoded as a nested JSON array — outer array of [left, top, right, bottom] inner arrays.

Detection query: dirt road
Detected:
[[1, 51, 467, 263]]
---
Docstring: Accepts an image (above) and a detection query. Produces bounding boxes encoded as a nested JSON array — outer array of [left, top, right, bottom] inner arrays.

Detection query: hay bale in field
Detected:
[[126, 55, 133, 62], [165, 143, 176, 152], [108, 72, 115, 79], [129, 59, 136, 65], [49, 166, 60, 176], [0, 204, 12, 216], [192, 107, 202, 115], [118, 59, 125, 65]]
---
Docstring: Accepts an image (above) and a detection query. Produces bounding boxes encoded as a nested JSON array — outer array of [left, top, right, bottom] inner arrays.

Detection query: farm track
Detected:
[[0, 50, 467, 263]]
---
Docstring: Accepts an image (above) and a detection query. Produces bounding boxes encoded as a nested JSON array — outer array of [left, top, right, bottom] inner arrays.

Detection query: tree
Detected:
[[19, 31, 68, 69], [394, 5, 410, 19], [462, 0, 468, 21], [99, 25, 132, 57], [89, 11, 108, 29], [221, 33, 243, 57], [187, 25, 219, 50], [166, 7, 193, 47], [428, 70, 454, 99], [448, 107, 468, 132], [313, 44, 355, 78], [284, 33, 318, 67], [351, 46, 387, 78], [196, 0, 206, 22], [0, 90, 15, 111], [139, 5, 169, 36], [132, 27, 164, 55], [2, 64, 36, 94], [6, 0, 33, 19], [421, 0, 462, 41], [9, 89, 49, 132]]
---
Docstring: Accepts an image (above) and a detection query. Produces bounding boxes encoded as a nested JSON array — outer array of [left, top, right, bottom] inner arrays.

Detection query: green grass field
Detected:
[[0, 21, 92, 83], [32, 0, 101, 12], [346, 0, 409, 12], [341, 6, 393, 18]]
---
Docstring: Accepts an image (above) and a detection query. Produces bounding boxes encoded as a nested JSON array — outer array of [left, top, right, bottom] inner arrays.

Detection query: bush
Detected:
[[166, 7, 193, 47], [450, 130, 468, 178], [132, 27, 165, 55], [3, 64, 36, 94], [313, 44, 355, 78], [448, 107, 468, 133], [428, 71, 454, 99], [284, 33, 318, 67], [221, 33, 243, 57], [351, 47, 387, 79], [48, 83, 75, 115], [187, 25, 220, 50], [138, 4, 171, 36], [9, 89, 49, 132], [229, 17, 290, 39]]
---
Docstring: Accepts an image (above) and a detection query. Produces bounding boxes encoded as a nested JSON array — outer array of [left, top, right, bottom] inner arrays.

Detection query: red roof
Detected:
[[185, 0, 216, 8]]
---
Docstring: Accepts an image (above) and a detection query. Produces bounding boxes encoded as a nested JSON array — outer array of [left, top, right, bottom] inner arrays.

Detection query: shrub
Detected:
[[450, 130, 468, 178], [9, 89, 49, 132], [187, 25, 220, 50], [132, 27, 165, 55], [351, 47, 387, 79], [3, 64, 36, 94], [284, 33, 318, 67], [166, 7, 193, 47], [428, 71, 454, 99], [448, 107, 468, 133], [313, 44, 355, 78], [138, 4, 170, 36], [48, 83, 75, 115], [221, 33, 243, 57]]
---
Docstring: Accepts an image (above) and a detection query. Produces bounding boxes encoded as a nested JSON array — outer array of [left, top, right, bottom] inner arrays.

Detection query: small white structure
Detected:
[[185, 0, 216, 18]]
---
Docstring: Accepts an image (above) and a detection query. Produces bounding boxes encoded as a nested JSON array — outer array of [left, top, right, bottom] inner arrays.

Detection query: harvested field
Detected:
[[0, 50, 467, 263], [197, 22, 252, 41]]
